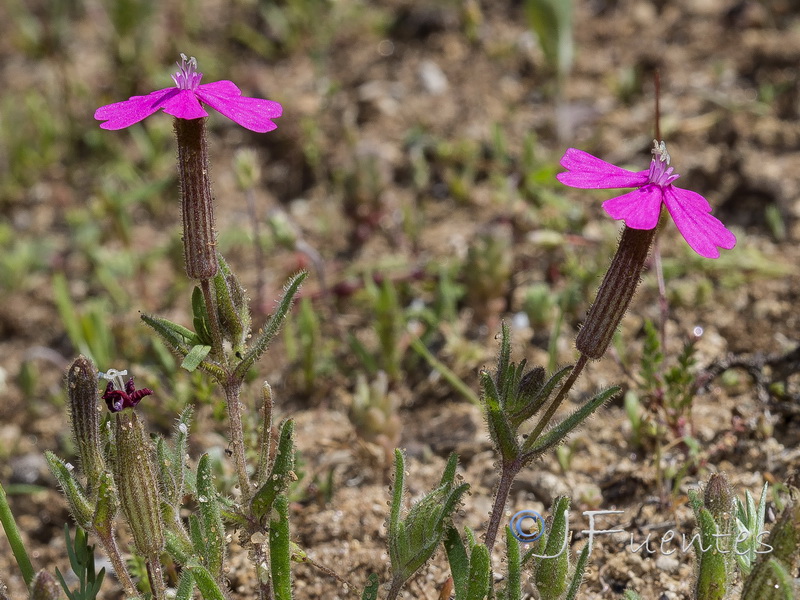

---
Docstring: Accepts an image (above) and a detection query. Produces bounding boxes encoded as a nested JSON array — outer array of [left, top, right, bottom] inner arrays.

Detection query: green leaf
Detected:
[[234, 271, 307, 380], [181, 344, 212, 372], [388, 449, 406, 571], [361, 573, 380, 600], [174, 569, 195, 600], [91, 472, 117, 539], [189, 514, 205, 558], [214, 255, 250, 354], [192, 286, 214, 346], [270, 494, 293, 600], [480, 370, 519, 460], [535, 497, 571, 600], [45, 452, 93, 528], [444, 527, 470, 600], [251, 420, 295, 521], [197, 454, 226, 579], [187, 561, 227, 600], [465, 543, 491, 600], [140, 313, 198, 347], [564, 542, 590, 600], [0, 480, 36, 586], [504, 527, 521, 600]]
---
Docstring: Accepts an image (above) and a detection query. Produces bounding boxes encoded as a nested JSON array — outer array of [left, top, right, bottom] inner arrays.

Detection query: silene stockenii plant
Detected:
[[1, 55, 797, 600]]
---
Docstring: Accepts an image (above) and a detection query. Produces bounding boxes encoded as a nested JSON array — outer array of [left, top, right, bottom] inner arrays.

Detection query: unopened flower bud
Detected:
[[175, 116, 218, 280], [704, 472, 734, 522], [576, 226, 656, 359], [66, 356, 105, 495], [112, 412, 164, 559], [29, 570, 60, 600]]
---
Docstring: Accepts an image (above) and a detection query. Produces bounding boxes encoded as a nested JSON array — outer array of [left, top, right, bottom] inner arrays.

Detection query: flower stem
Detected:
[[526, 354, 589, 445], [93, 529, 138, 598], [147, 558, 167, 600], [224, 382, 252, 503], [201, 278, 225, 361]]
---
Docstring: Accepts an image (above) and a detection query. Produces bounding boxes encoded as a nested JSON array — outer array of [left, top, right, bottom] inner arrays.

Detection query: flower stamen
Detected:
[[99, 368, 128, 391], [172, 53, 203, 91]]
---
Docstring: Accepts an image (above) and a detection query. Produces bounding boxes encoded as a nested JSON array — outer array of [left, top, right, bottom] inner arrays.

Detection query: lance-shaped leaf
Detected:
[[535, 497, 571, 600], [444, 527, 470, 600], [444, 526, 492, 600], [465, 543, 491, 600], [141, 313, 225, 379], [186, 560, 227, 600], [174, 569, 195, 600], [505, 526, 521, 600], [270, 494, 293, 600], [46, 452, 93, 528], [191, 286, 214, 346], [157, 407, 193, 510], [140, 313, 195, 356], [564, 544, 590, 600], [214, 255, 250, 355], [522, 386, 619, 458], [196, 454, 226, 579], [234, 271, 307, 381], [164, 527, 193, 565], [480, 369, 519, 460], [361, 573, 380, 600], [181, 344, 212, 372], [91, 471, 118, 540], [251, 419, 295, 521]]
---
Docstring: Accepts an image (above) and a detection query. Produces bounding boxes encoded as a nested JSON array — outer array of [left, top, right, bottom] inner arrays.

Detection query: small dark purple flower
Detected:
[[100, 368, 153, 412]]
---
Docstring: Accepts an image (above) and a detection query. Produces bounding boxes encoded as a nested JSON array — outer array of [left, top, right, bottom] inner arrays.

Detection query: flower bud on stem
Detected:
[[66, 356, 105, 496]]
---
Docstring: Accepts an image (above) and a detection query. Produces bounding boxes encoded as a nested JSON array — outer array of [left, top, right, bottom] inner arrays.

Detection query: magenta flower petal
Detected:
[[601, 185, 664, 230], [663, 187, 737, 259], [94, 88, 178, 130], [95, 55, 282, 132], [557, 148, 650, 189], [159, 88, 208, 120], [557, 142, 735, 259], [195, 81, 282, 133]]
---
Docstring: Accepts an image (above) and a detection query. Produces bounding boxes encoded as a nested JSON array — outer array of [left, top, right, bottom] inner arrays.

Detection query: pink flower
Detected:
[[95, 54, 282, 133], [557, 141, 736, 259]]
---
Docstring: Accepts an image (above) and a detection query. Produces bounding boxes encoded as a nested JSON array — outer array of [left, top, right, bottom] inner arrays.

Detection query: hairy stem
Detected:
[[201, 278, 225, 362], [484, 458, 522, 552], [224, 382, 252, 503], [527, 354, 589, 443], [147, 558, 167, 600], [94, 530, 138, 598]]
